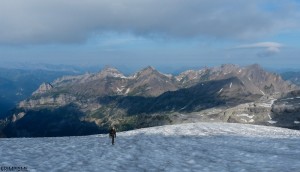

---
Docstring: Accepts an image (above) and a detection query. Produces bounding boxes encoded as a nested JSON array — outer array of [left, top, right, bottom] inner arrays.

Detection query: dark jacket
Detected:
[[109, 128, 116, 138]]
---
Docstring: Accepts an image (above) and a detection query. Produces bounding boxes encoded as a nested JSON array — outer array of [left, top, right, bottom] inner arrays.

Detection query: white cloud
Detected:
[[234, 42, 283, 57], [236, 42, 282, 52]]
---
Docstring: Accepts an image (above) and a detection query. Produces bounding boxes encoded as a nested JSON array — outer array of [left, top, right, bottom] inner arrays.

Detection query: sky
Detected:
[[0, 0, 300, 70]]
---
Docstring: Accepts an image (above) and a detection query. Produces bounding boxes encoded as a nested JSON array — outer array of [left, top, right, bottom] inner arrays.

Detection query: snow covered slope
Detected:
[[1, 123, 300, 172]]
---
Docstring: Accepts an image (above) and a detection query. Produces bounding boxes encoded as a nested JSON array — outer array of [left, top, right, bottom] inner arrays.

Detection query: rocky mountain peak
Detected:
[[176, 69, 204, 82], [32, 82, 53, 95], [97, 66, 125, 78], [141, 66, 156, 72], [135, 66, 159, 77]]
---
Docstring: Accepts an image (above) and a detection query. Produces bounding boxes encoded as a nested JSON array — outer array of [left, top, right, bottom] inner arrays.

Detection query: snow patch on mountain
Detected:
[[158, 71, 173, 78], [218, 88, 223, 93], [116, 87, 124, 93], [236, 114, 254, 118], [258, 98, 277, 108], [268, 114, 272, 120], [125, 88, 130, 94]]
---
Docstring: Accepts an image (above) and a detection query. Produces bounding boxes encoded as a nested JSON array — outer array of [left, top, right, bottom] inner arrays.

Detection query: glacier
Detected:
[[1, 122, 300, 172]]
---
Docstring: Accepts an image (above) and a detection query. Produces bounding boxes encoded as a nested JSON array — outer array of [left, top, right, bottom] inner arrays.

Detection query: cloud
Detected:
[[0, 0, 299, 45], [234, 42, 283, 57], [236, 42, 283, 52]]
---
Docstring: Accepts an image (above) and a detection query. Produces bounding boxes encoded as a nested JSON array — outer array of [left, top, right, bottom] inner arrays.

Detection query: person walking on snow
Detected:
[[109, 127, 116, 145]]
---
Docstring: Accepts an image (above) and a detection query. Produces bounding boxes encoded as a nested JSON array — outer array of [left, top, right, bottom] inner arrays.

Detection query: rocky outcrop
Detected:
[[19, 94, 77, 109], [32, 83, 53, 95], [128, 66, 178, 97], [96, 66, 126, 79], [11, 112, 25, 122], [270, 91, 300, 129]]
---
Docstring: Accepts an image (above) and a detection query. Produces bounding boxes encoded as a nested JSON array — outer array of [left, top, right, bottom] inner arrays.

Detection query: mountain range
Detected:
[[1, 64, 299, 137]]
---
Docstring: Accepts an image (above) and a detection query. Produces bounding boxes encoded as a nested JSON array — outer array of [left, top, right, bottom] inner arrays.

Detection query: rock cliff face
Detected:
[[11, 112, 25, 122], [2, 64, 299, 137], [19, 94, 76, 109], [216, 95, 278, 125], [32, 83, 53, 95], [270, 90, 300, 129]]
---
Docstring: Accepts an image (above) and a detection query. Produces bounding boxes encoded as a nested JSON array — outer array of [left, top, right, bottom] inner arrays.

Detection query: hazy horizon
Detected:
[[1, 62, 300, 76]]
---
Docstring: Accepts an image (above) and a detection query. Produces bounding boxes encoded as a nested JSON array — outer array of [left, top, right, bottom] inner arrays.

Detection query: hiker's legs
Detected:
[[112, 137, 114, 145]]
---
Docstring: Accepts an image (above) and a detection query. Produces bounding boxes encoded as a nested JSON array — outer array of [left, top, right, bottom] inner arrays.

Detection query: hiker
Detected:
[[109, 127, 116, 145]]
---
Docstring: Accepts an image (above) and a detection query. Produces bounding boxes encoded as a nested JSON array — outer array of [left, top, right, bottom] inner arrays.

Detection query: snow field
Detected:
[[1, 122, 300, 172]]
